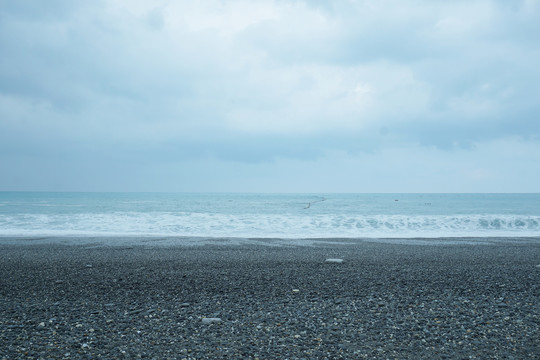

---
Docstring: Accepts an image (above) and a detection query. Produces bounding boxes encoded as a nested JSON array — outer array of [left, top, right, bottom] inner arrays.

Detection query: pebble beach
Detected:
[[1, 239, 539, 359]]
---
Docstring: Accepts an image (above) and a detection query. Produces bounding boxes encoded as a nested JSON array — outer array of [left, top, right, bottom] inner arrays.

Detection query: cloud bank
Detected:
[[1, 0, 539, 191]]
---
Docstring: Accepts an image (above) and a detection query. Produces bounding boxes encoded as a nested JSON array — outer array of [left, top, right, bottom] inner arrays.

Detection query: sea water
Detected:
[[1, 193, 539, 241]]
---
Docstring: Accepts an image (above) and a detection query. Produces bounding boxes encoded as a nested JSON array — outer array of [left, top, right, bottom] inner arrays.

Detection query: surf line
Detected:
[[304, 197, 326, 209]]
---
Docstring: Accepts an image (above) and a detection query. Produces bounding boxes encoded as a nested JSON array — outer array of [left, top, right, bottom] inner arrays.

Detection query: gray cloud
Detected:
[[1, 0, 539, 191]]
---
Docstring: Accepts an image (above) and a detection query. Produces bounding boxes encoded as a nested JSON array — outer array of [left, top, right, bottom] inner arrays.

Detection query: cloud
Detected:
[[0, 0, 539, 191]]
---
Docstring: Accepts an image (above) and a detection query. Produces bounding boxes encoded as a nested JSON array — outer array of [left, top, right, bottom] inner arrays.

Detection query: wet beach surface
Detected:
[[1, 240, 539, 359]]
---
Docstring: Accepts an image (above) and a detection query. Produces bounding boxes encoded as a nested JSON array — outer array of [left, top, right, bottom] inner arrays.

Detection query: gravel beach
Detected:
[[1, 239, 539, 359]]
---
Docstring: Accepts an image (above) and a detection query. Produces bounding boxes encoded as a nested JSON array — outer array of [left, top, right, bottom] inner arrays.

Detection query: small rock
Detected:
[[38, 322, 45, 327], [325, 258, 344, 264], [202, 317, 222, 324]]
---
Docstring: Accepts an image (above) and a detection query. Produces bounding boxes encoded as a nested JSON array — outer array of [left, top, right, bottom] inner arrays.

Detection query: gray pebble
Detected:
[[202, 317, 222, 324]]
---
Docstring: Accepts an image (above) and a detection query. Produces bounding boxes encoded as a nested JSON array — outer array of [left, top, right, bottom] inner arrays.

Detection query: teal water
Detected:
[[0, 193, 539, 239]]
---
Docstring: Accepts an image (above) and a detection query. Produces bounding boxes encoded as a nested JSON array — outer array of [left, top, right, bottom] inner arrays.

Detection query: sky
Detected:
[[1, 0, 539, 192]]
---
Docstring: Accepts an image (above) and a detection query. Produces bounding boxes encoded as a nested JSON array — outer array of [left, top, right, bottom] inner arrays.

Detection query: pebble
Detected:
[[201, 317, 222, 324], [325, 258, 344, 263]]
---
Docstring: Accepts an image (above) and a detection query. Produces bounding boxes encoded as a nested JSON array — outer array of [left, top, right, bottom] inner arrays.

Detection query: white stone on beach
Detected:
[[325, 258, 344, 263], [202, 317, 222, 324]]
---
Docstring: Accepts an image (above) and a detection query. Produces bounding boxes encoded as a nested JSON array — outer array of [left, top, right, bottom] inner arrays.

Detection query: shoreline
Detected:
[[1, 235, 540, 247], [1, 241, 539, 359]]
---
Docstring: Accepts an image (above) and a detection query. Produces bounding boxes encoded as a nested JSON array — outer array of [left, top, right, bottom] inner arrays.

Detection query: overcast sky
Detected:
[[1, 0, 539, 192]]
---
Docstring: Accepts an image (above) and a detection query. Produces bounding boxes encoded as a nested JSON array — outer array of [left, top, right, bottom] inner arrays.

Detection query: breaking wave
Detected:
[[1, 212, 539, 238]]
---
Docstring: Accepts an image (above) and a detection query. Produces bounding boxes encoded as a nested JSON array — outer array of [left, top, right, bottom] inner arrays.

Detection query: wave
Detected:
[[1, 212, 540, 238]]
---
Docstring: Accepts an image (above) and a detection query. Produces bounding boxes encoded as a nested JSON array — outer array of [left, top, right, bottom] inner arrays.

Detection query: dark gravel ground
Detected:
[[1, 240, 539, 359]]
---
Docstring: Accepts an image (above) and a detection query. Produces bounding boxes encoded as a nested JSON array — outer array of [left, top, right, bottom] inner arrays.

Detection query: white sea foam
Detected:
[[1, 212, 539, 238]]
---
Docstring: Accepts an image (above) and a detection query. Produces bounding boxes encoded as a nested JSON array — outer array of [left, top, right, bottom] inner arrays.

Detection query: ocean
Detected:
[[1, 192, 539, 242]]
